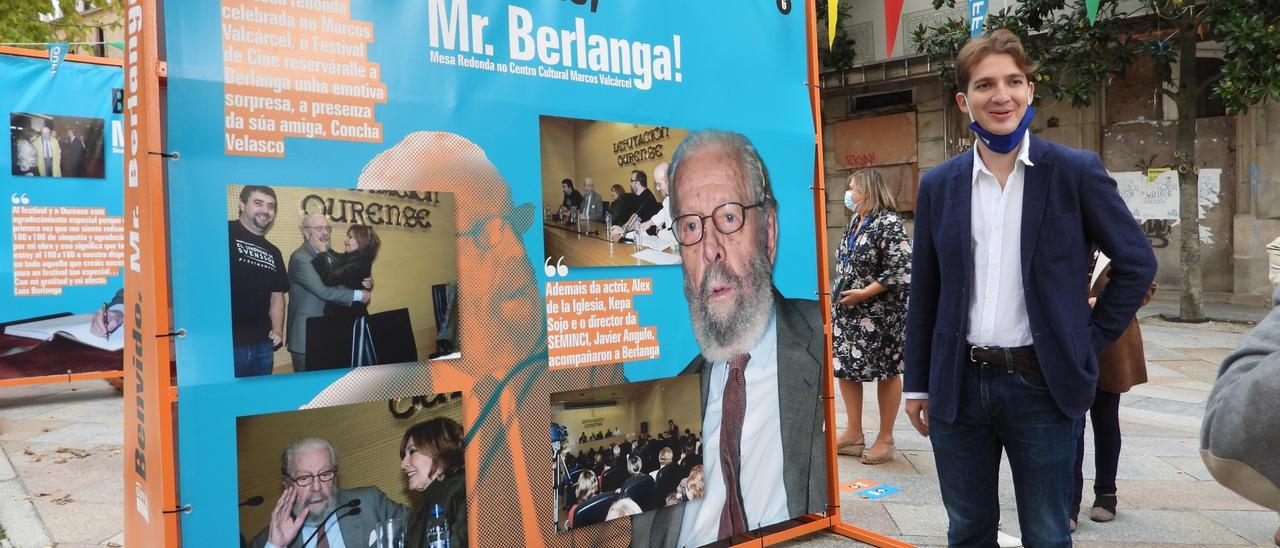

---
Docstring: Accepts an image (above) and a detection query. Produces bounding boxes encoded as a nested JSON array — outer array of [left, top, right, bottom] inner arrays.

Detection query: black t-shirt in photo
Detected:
[[228, 220, 290, 346], [633, 188, 661, 222]]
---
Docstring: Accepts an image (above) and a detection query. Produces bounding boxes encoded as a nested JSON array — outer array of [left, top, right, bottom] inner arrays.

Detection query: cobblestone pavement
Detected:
[[783, 292, 1277, 547], [0, 292, 1274, 547]]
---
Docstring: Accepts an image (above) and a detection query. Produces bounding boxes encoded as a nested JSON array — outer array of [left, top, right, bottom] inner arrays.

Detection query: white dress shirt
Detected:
[[678, 312, 788, 547], [651, 196, 672, 229], [967, 131, 1035, 347], [905, 132, 1035, 401]]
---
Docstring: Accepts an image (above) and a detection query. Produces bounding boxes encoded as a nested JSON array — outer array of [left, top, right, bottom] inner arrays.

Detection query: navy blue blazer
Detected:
[[904, 135, 1157, 421]]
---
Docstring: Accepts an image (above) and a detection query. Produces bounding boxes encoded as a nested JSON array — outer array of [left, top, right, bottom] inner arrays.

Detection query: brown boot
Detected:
[[1089, 493, 1117, 522]]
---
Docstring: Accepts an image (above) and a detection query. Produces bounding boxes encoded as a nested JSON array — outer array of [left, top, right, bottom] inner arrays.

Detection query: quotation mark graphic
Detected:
[[10, 193, 30, 205], [544, 256, 569, 277]]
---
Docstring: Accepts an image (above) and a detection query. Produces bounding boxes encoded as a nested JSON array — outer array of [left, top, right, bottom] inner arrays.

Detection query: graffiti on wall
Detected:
[[1142, 219, 1174, 249], [844, 152, 877, 167]]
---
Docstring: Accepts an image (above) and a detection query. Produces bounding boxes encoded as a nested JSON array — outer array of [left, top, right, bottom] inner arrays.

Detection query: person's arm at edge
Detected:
[[1201, 287, 1280, 509]]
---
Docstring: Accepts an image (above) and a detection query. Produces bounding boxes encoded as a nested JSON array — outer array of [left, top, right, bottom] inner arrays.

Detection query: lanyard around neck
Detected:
[[848, 211, 875, 249]]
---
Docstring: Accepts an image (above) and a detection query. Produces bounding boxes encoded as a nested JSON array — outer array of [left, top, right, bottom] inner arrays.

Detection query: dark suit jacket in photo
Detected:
[[904, 135, 1157, 422], [62, 137, 85, 177], [630, 291, 827, 547], [249, 486, 408, 548], [286, 244, 357, 359]]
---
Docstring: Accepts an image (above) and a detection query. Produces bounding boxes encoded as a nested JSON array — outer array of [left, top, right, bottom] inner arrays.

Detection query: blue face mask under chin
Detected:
[[966, 100, 1035, 154]]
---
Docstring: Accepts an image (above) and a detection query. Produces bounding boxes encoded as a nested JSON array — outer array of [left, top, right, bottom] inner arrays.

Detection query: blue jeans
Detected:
[[233, 340, 274, 377], [930, 362, 1077, 547]]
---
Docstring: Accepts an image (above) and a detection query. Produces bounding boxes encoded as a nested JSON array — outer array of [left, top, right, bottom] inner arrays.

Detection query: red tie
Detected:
[[718, 354, 751, 539], [315, 524, 330, 548]]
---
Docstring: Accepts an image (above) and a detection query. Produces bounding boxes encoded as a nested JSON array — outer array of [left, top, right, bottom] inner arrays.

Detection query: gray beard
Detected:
[[683, 253, 774, 364], [296, 496, 338, 527]]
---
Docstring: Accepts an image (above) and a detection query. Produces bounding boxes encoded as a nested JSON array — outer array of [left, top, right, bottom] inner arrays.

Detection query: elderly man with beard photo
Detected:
[[631, 129, 827, 548], [252, 438, 407, 548]]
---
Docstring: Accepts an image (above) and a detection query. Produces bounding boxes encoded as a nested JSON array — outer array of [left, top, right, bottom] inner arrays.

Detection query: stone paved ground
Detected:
[[0, 380, 123, 547], [0, 291, 1274, 547], [781, 291, 1278, 547]]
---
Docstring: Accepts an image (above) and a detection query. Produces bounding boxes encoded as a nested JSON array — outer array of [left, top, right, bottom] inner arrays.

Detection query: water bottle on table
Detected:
[[425, 503, 450, 548], [605, 212, 613, 247]]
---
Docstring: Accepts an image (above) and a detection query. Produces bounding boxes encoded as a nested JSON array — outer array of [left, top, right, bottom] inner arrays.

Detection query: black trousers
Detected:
[[1072, 387, 1123, 514]]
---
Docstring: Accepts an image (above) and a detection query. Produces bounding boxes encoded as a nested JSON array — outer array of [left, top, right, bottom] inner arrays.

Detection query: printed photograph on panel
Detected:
[[226, 185, 459, 377], [550, 375, 702, 532], [237, 391, 468, 548], [626, 128, 828, 547], [540, 115, 686, 269], [10, 112, 107, 178]]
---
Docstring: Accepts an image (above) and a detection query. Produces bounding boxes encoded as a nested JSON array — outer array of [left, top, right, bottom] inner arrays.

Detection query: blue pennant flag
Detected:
[[47, 43, 68, 75], [969, 0, 988, 37]]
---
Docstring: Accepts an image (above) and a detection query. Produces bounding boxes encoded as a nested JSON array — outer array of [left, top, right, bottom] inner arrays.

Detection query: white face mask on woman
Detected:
[[844, 190, 857, 211]]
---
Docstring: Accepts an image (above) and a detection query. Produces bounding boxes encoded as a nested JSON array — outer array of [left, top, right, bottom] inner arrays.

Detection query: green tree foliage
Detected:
[[0, 0, 121, 50], [913, 0, 1280, 320], [816, 0, 860, 71], [913, 0, 1279, 110], [911, 0, 1138, 107], [1214, 3, 1280, 113]]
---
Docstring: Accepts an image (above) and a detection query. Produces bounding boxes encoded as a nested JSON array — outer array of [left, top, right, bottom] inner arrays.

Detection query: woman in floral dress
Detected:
[[832, 169, 911, 464]]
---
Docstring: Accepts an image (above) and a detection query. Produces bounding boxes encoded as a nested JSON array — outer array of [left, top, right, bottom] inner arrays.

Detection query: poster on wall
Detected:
[[158, 1, 821, 546], [0, 53, 125, 324]]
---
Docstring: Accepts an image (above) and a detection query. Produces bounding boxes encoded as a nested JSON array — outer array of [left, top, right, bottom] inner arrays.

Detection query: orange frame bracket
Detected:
[[122, 0, 180, 545], [721, 2, 917, 546]]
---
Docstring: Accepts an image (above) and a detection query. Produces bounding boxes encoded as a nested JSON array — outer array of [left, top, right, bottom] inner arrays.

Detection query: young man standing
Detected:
[[904, 29, 1156, 545], [229, 185, 290, 377]]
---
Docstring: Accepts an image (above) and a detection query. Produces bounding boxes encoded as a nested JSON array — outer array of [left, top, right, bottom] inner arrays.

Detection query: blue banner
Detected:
[[162, 1, 819, 545], [0, 53, 124, 324], [970, 0, 989, 37]]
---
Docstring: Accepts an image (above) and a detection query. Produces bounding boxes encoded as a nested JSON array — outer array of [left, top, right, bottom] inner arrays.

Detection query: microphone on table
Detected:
[[298, 498, 362, 547], [239, 495, 264, 507]]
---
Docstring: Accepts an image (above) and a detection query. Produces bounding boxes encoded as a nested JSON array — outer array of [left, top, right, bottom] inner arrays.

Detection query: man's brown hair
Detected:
[[954, 29, 1037, 91]]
